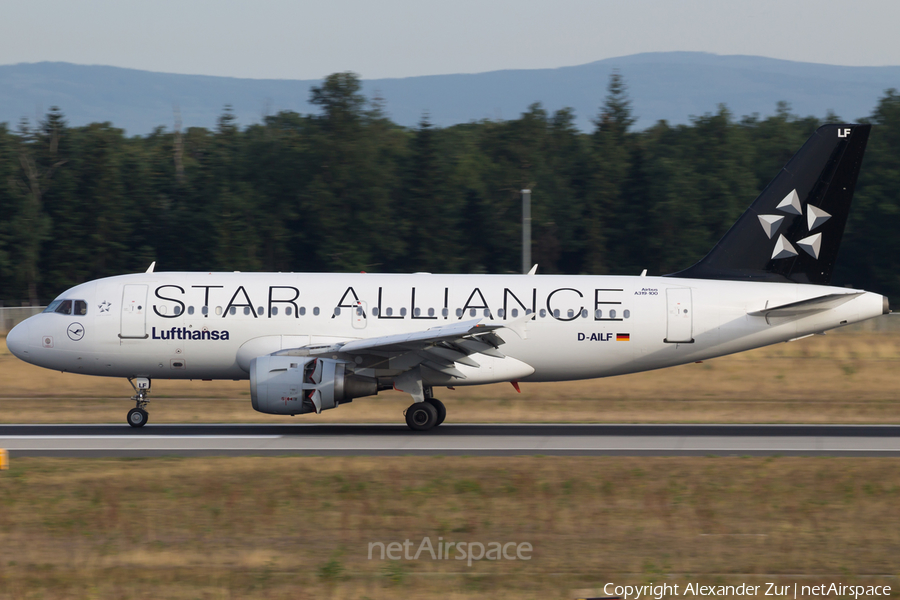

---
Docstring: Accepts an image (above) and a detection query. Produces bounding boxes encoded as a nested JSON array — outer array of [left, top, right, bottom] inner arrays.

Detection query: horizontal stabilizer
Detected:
[[748, 292, 863, 318]]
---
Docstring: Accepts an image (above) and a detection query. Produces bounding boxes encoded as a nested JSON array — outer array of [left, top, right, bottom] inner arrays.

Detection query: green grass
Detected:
[[1, 456, 898, 598]]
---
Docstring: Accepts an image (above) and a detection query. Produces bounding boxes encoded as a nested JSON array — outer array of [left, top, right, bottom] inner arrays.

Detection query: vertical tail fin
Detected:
[[668, 124, 870, 284]]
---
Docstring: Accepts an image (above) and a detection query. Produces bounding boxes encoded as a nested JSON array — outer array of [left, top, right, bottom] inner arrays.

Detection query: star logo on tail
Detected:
[[758, 189, 832, 260]]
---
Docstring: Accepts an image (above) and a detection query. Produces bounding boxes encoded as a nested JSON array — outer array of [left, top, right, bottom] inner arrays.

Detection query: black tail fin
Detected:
[[668, 124, 870, 284]]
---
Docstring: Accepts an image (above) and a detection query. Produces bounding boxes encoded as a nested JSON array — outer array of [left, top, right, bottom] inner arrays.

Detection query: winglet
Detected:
[[145, 261, 156, 273], [527, 264, 538, 275], [493, 310, 531, 340]]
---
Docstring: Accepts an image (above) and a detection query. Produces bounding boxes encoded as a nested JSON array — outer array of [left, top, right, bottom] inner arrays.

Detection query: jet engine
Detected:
[[250, 355, 378, 415]]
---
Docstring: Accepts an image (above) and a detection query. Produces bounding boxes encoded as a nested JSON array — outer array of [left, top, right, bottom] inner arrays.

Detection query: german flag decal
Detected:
[[616, 333, 630, 341]]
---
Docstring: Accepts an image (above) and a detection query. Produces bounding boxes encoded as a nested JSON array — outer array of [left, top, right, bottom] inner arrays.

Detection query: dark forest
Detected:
[[2, 72, 900, 305]]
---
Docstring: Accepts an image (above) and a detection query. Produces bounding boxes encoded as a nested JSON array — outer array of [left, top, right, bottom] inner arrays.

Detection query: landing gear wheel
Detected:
[[425, 398, 446, 426], [127, 408, 149, 428], [127, 377, 151, 428], [405, 402, 438, 431]]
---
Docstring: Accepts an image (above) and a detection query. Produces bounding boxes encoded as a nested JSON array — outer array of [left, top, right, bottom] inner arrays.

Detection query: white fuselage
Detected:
[[6, 272, 887, 386]]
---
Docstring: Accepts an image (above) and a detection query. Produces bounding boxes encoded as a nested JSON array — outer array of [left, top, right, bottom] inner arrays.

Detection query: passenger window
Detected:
[[581, 309, 588, 318], [334, 307, 341, 316], [159, 305, 168, 315], [624, 309, 631, 319], [456, 309, 462, 318], [470, 309, 477, 317], [553, 309, 560, 318], [414, 308, 421, 317], [215, 307, 223, 316], [257, 306, 264, 316], [55, 300, 73, 315], [202, 306, 209, 316], [272, 307, 279, 316], [483, 309, 490, 317], [229, 307, 236, 315], [511, 308, 518, 317], [595, 309, 602, 319], [188, 306, 195, 315], [400, 308, 407, 317], [539, 309, 547, 318], [498, 309, 505, 318], [371, 307, 378, 316], [428, 308, 435, 317], [286, 307, 293, 316], [174, 305, 182, 316], [386, 307, 393, 317], [610, 309, 617, 318], [74, 300, 88, 315], [313, 307, 320, 316], [442, 308, 449, 317], [243, 307, 251, 315], [567, 309, 574, 318]]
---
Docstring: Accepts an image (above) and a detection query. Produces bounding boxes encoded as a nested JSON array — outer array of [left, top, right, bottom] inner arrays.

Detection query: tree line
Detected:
[[2, 71, 900, 306]]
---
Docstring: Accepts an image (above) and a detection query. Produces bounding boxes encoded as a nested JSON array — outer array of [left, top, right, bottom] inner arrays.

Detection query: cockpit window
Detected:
[[43, 299, 87, 315]]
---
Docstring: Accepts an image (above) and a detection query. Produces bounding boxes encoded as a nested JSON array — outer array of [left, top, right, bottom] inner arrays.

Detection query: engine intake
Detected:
[[250, 355, 377, 415]]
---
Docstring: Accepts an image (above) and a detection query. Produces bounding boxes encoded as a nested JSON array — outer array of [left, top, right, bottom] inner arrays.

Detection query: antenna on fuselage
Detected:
[[145, 262, 156, 273]]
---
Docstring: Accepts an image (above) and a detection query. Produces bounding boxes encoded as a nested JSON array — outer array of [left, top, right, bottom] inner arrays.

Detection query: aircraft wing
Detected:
[[338, 319, 505, 354], [273, 313, 530, 383]]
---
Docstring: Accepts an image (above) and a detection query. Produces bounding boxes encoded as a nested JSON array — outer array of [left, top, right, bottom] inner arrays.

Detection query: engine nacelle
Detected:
[[249, 355, 377, 415]]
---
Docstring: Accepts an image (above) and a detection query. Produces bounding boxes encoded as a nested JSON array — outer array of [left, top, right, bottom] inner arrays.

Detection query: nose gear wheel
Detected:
[[126, 377, 151, 428]]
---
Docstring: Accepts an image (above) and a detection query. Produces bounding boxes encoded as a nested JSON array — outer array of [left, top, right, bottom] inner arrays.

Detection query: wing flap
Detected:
[[454, 339, 506, 358]]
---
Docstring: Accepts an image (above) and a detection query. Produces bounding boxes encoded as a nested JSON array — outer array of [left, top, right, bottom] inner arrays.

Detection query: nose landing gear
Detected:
[[127, 377, 151, 428]]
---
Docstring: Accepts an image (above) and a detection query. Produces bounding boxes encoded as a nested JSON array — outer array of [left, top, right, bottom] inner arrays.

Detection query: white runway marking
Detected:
[[3, 425, 900, 456]]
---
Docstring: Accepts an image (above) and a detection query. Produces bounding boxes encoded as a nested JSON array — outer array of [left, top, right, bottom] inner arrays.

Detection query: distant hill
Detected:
[[2, 52, 899, 135]]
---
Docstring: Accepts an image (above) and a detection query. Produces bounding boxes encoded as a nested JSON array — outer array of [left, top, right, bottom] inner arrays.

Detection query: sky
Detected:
[[3, 0, 900, 80]]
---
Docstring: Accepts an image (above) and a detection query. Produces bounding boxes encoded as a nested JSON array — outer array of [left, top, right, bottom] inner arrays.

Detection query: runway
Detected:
[[2, 423, 900, 457]]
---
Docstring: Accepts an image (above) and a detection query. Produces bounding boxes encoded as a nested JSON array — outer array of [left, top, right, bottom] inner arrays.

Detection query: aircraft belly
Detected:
[[503, 323, 642, 382]]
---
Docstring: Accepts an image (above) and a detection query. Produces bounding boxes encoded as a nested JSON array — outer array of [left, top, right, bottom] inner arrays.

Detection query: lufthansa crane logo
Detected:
[[67, 322, 85, 341]]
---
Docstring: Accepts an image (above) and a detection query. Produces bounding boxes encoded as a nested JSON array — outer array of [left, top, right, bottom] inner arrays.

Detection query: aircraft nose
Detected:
[[6, 318, 32, 360]]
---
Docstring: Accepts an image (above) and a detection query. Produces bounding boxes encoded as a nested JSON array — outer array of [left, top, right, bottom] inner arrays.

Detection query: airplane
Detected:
[[5, 124, 888, 431]]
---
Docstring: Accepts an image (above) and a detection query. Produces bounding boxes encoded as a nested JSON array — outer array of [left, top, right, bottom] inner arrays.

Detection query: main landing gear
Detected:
[[405, 389, 446, 431], [127, 377, 151, 428]]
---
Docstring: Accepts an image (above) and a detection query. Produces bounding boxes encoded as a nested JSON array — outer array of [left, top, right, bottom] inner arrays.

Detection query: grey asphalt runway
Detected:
[[2, 424, 900, 457]]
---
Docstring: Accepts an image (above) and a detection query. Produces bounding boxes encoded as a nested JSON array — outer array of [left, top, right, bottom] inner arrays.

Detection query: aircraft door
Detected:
[[120, 284, 149, 339], [665, 288, 693, 343], [351, 301, 368, 330]]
